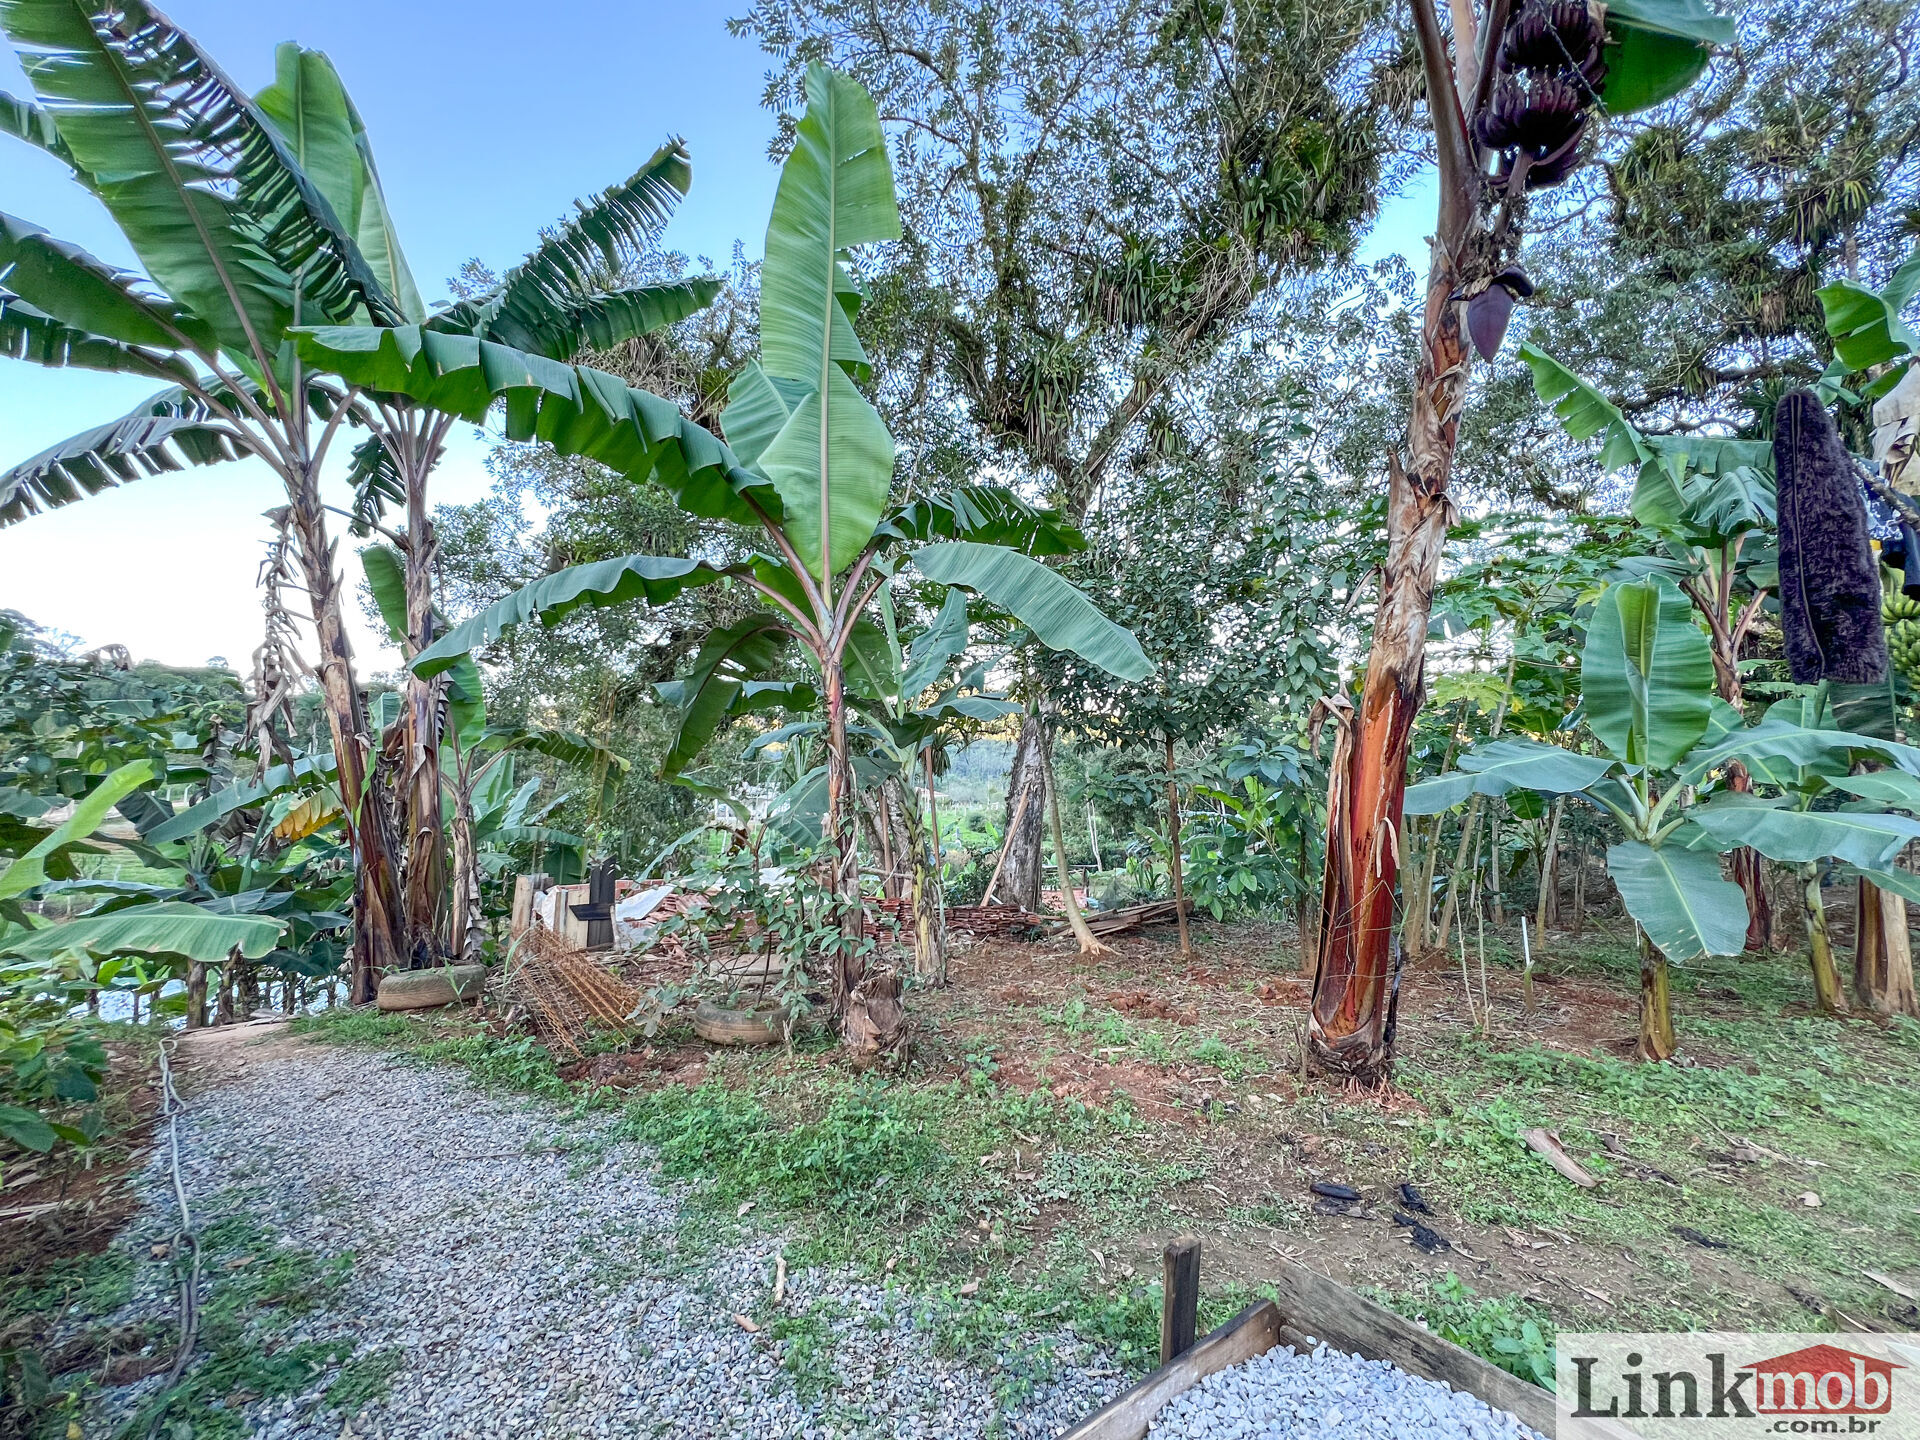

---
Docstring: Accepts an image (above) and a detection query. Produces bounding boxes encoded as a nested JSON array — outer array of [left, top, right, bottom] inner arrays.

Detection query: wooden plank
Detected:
[[1061, 1301, 1286, 1440], [1260, 1257, 1558, 1436], [1161, 1237, 1201, 1363]]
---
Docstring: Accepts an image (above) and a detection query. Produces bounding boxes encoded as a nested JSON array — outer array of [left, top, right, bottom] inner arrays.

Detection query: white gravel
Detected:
[[1147, 1342, 1547, 1440], [81, 1035, 1124, 1439]]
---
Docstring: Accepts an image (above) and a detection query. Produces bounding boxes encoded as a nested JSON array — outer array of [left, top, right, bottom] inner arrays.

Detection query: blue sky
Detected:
[[0, 1, 1432, 669]]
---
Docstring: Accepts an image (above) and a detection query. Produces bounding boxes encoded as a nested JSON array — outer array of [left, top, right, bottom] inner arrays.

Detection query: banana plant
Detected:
[[1522, 343, 1796, 948], [1407, 574, 1920, 1058], [1816, 242, 1920, 394], [0, 2, 420, 994], [295, 66, 1153, 1059], [255, 45, 718, 970]]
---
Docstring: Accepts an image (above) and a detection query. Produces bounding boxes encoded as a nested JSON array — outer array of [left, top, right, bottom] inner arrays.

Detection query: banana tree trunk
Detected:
[[998, 715, 1050, 910], [288, 466, 408, 1004], [822, 659, 899, 1058], [1636, 931, 1677, 1062], [186, 959, 209, 1029], [400, 450, 447, 966], [1803, 863, 1849, 1015], [1534, 797, 1565, 941], [1309, 222, 1486, 1083], [919, 748, 949, 985], [449, 779, 485, 962], [1690, 566, 1772, 951], [1853, 875, 1914, 1015]]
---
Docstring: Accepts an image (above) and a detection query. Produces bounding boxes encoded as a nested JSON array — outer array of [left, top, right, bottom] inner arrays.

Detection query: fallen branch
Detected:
[[1521, 1128, 1597, 1188]]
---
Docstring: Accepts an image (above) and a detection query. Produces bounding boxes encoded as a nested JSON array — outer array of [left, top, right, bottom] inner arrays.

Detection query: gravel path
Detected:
[[85, 1029, 1123, 1439], [1147, 1343, 1547, 1440]]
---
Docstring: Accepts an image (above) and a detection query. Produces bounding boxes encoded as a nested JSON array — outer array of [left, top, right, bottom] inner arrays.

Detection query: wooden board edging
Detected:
[[1260, 1258, 1558, 1436], [1060, 1259, 1562, 1440], [1060, 1301, 1286, 1440]]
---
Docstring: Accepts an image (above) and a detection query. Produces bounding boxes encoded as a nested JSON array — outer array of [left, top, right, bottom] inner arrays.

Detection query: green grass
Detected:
[[327, 1345, 405, 1415], [764, 1303, 844, 1400], [116, 1209, 359, 1439]]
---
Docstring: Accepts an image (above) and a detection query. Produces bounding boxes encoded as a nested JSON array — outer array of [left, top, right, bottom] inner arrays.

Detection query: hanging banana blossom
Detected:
[[1461, 0, 1609, 360]]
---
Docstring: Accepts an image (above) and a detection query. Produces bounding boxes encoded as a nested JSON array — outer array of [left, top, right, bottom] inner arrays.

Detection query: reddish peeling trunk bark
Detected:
[[288, 468, 408, 1004], [1308, 232, 1481, 1084]]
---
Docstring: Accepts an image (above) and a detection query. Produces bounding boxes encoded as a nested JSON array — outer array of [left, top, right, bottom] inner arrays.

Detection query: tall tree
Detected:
[[731, 0, 1406, 908]]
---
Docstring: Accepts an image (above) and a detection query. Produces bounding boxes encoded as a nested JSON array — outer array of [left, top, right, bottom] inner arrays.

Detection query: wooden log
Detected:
[[1061, 1302, 1287, 1440], [1257, 1258, 1558, 1436]]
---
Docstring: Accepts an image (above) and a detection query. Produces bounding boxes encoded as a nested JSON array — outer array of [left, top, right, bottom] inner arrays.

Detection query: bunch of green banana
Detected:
[[1886, 594, 1920, 686]]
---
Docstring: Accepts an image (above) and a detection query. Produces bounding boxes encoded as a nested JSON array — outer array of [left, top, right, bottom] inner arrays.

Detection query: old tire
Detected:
[[377, 964, 488, 1012], [693, 1001, 787, 1046]]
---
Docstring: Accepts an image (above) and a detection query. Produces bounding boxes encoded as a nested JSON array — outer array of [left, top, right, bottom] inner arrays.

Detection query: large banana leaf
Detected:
[[1606, 839, 1748, 960], [487, 139, 697, 356], [412, 553, 741, 678], [754, 368, 894, 583], [900, 588, 972, 698], [0, 0, 398, 353], [0, 901, 284, 963], [1581, 576, 1714, 769], [1599, 0, 1734, 115], [738, 64, 902, 582], [0, 760, 153, 901], [1686, 792, 1920, 868], [759, 65, 900, 385], [360, 543, 411, 647], [1818, 245, 1920, 378], [0, 85, 74, 166], [1832, 864, 1920, 906], [523, 279, 723, 356], [0, 288, 194, 382], [291, 326, 780, 528], [655, 616, 797, 777], [0, 212, 212, 349], [254, 43, 425, 323], [1525, 345, 1782, 545], [1830, 771, 1920, 812], [0, 384, 243, 525], [1630, 443, 1776, 546], [1402, 738, 1616, 814], [1688, 704, 1920, 781], [473, 726, 630, 811], [874, 485, 1086, 557], [1519, 343, 1650, 473], [146, 753, 336, 844], [910, 542, 1152, 681]]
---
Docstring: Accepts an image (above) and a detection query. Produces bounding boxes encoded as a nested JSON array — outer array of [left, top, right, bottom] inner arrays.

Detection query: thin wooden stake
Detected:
[[1161, 1237, 1201, 1363]]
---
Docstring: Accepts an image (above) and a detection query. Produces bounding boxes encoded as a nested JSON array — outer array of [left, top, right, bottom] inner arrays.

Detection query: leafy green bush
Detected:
[[0, 975, 106, 1162], [1376, 1273, 1557, 1390]]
